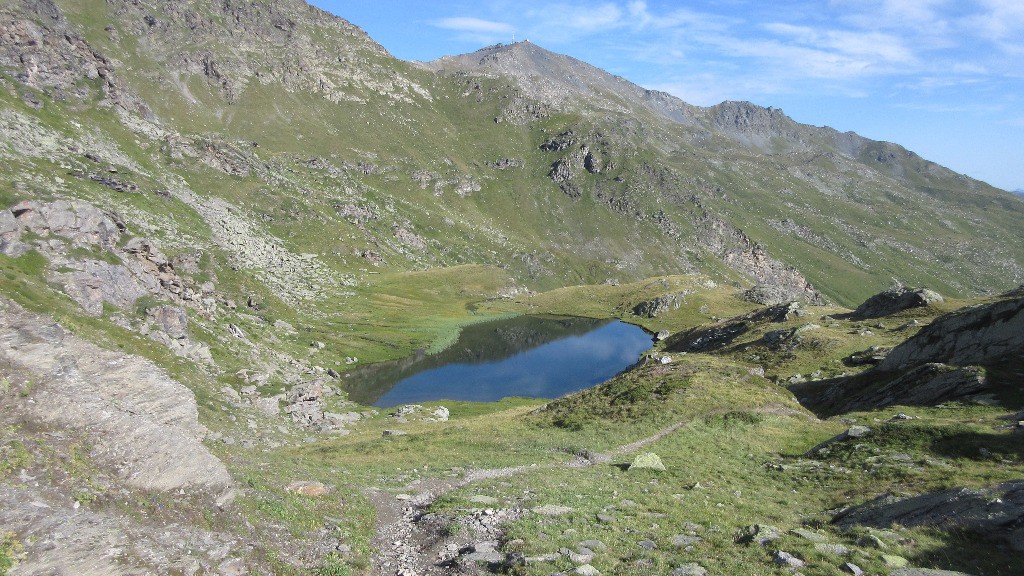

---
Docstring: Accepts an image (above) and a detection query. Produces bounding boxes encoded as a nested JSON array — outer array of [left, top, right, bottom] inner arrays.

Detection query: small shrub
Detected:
[[1, 532, 23, 575], [313, 553, 350, 576]]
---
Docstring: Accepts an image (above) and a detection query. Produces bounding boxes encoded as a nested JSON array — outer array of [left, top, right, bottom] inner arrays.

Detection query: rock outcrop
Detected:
[[1, 199, 185, 315], [632, 291, 692, 318], [0, 297, 232, 495], [696, 214, 825, 305], [806, 364, 989, 416], [0, 482, 249, 576], [878, 296, 1024, 371], [666, 302, 803, 353], [834, 481, 1024, 551], [797, 296, 1023, 415], [852, 286, 943, 319]]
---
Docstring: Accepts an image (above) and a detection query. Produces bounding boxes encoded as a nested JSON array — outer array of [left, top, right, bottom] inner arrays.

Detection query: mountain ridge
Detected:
[[2, 2, 1024, 575], [1, 0, 1021, 309]]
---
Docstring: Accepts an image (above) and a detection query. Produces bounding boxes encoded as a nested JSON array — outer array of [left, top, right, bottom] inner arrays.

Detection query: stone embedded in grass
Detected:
[[669, 534, 704, 548], [815, 543, 851, 555], [391, 404, 450, 423], [637, 539, 657, 550], [579, 539, 607, 550], [574, 564, 601, 576], [532, 504, 573, 516], [772, 550, 805, 569], [628, 452, 666, 471], [284, 480, 328, 496], [525, 553, 561, 563], [470, 495, 499, 505], [856, 534, 886, 548], [595, 513, 615, 524], [464, 540, 503, 563], [846, 425, 872, 438], [736, 524, 782, 545], [789, 528, 827, 542], [840, 562, 864, 576], [564, 549, 593, 564], [576, 546, 596, 558]]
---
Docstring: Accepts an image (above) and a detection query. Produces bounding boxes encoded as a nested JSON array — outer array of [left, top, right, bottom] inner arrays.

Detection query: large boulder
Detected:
[[852, 286, 943, 319]]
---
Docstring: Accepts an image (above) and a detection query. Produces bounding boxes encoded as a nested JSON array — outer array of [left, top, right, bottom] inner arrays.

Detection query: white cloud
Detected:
[[830, 0, 949, 29], [967, 0, 1024, 53], [435, 16, 514, 34], [709, 35, 887, 80], [973, 0, 1024, 38], [646, 76, 763, 107], [562, 3, 623, 31], [763, 23, 915, 64]]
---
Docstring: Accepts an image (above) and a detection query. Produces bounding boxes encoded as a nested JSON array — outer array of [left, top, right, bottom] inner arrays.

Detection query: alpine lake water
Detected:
[[344, 315, 654, 408]]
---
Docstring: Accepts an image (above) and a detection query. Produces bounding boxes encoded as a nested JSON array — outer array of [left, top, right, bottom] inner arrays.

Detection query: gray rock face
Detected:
[[878, 296, 1024, 371], [60, 259, 154, 315], [853, 285, 943, 319], [147, 305, 189, 339], [834, 481, 1024, 552], [632, 291, 691, 318], [0, 297, 232, 495], [2, 199, 122, 258], [0, 199, 196, 318], [0, 483, 246, 576], [801, 296, 1022, 416], [812, 363, 988, 416], [743, 283, 805, 306], [696, 214, 825, 305]]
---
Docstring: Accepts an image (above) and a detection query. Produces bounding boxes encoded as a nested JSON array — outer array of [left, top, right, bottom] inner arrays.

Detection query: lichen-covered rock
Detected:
[[628, 452, 665, 471]]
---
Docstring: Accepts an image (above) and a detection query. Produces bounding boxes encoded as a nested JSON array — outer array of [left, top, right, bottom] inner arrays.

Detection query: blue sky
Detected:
[[310, 1, 1023, 192]]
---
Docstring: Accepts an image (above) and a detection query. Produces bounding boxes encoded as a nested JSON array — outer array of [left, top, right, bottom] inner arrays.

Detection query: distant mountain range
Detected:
[[2, 0, 1021, 310], [2, 2, 1024, 575]]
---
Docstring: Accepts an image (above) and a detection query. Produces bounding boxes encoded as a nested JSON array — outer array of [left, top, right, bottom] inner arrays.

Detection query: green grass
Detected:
[[2, 5, 1023, 574], [0, 532, 22, 576]]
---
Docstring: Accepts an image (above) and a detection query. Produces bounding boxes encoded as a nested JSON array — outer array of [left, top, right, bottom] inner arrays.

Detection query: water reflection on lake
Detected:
[[345, 315, 653, 408]]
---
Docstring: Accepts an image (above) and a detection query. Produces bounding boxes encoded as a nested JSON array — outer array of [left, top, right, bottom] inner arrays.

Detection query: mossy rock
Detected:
[[628, 452, 665, 471]]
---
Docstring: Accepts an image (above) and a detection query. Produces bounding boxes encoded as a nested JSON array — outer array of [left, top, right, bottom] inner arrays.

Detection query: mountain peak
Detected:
[[424, 41, 703, 126]]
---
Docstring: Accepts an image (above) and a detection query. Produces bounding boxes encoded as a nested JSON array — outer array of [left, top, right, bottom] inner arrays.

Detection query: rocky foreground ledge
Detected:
[[0, 297, 239, 574]]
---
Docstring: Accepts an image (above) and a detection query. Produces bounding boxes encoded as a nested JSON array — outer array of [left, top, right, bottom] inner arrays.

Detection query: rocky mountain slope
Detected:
[[1, 1, 1023, 575]]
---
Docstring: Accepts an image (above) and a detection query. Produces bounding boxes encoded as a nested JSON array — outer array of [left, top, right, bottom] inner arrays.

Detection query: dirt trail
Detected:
[[368, 466, 527, 576], [367, 404, 812, 575], [366, 402, 818, 575]]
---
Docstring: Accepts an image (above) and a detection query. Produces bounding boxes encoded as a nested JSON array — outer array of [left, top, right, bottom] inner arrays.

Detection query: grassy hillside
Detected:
[[1, 1, 1023, 575]]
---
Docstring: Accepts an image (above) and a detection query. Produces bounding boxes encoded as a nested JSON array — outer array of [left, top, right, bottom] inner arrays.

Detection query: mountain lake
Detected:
[[344, 315, 654, 407]]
